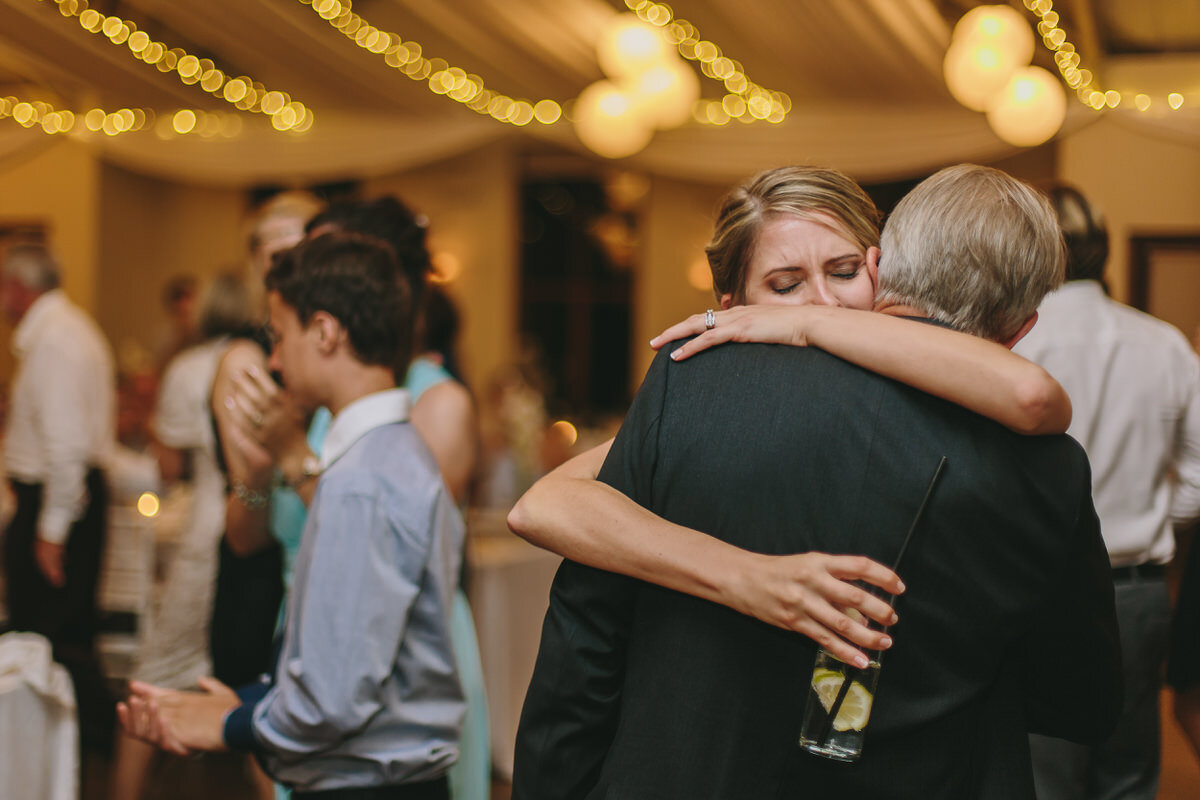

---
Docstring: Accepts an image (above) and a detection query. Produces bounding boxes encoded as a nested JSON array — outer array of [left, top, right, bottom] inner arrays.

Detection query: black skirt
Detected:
[[209, 535, 284, 686]]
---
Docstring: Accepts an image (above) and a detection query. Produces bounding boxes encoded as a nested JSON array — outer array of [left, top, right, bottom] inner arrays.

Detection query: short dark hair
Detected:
[[305, 196, 431, 313], [162, 274, 197, 308], [1043, 184, 1108, 282], [265, 233, 414, 374]]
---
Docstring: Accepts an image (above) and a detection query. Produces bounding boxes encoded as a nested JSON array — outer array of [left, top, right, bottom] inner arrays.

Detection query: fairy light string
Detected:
[[1023, 0, 1187, 112]]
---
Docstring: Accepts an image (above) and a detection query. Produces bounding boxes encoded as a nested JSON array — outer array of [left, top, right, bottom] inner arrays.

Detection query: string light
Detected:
[[36, 0, 313, 131], [625, 0, 791, 126], [0, 94, 245, 139], [297, 0, 550, 127], [296, 0, 786, 130], [1024, 0, 1189, 112]]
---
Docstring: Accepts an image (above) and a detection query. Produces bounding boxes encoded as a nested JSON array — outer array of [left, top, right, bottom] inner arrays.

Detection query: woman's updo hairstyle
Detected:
[[705, 166, 881, 303]]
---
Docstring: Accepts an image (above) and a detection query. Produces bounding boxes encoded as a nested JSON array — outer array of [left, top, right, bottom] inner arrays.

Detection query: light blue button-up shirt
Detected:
[[225, 388, 465, 791]]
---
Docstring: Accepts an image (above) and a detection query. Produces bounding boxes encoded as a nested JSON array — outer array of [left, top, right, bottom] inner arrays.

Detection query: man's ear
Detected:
[[1000, 312, 1038, 350], [866, 247, 880, 292], [719, 293, 733, 310], [310, 311, 343, 355]]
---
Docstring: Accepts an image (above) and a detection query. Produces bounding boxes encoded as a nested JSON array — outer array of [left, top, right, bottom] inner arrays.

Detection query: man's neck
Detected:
[[872, 299, 929, 320], [322, 363, 397, 417]]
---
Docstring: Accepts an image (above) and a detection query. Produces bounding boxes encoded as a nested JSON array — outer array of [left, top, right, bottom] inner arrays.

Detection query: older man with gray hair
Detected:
[[515, 164, 1121, 800], [1, 242, 117, 754]]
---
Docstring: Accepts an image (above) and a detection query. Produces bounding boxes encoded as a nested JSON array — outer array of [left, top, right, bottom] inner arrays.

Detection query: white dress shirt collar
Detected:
[[12, 289, 68, 358], [321, 388, 411, 470]]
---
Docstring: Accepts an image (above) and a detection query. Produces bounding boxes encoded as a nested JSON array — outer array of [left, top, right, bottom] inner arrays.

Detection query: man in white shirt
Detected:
[[1, 242, 117, 753], [1015, 186, 1200, 800]]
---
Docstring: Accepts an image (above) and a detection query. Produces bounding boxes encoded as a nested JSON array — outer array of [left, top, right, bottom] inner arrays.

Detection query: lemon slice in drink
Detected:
[[811, 670, 875, 732]]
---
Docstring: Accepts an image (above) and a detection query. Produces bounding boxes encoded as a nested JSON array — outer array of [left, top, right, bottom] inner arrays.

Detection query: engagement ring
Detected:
[[705, 309, 716, 330]]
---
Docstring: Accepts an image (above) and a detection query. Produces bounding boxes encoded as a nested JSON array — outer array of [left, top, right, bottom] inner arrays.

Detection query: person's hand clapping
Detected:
[[118, 678, 239, 755]]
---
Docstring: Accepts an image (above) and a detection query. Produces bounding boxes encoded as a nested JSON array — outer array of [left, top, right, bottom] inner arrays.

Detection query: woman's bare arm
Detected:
[[653, 305, 1071, 435], [410, 380, 478, 505], [212, 341, 277, 556], [508, 438, 903, 667]]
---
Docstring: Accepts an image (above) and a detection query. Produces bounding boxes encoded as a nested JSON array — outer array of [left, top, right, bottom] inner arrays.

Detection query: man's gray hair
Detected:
[[876, 164, 1064, 341], [3, 243, 61, 291]]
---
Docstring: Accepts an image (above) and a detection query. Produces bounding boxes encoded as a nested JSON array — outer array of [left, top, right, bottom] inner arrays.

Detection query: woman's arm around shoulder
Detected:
[[654, 305, 1071, 435]]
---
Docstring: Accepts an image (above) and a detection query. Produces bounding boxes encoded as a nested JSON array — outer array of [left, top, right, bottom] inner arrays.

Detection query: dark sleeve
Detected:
[[1020, 462, 1122, 743], [511, 347, 672, 800]]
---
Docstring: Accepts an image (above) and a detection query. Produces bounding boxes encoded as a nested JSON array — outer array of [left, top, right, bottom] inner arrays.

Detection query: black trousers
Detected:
[[292, 775, 449, 800], [3, 469, 115, 751]]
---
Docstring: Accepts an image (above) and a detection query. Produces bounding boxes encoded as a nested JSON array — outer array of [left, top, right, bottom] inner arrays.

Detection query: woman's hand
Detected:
[[225, 365, 313, 481], [650, 305, 836, 361], [725, 551, 904, 668]]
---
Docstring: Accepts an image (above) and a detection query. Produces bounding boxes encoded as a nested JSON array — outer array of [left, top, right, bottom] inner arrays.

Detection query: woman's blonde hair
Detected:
[[705, 166, 881, 302], [197, 272, 254, 340]]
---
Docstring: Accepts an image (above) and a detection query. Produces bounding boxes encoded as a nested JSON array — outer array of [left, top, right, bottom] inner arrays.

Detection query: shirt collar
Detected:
[[1050, 279, 1105, 299], [320, 388, 411, 470], [12, 289, 67, 358]]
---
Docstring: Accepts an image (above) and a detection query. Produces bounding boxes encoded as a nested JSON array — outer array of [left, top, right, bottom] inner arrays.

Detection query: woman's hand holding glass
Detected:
[[727, 550, 901, 668]]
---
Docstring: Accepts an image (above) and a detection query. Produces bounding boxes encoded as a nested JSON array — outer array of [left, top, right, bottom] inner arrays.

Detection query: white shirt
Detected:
[[5, 290, 116, 545], [1014, 280, 1200, 566]]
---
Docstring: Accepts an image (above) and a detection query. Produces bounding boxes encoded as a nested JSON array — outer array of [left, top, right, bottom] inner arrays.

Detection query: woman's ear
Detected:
[[866, 247, 881, 291], [719, 293, 733, 310]]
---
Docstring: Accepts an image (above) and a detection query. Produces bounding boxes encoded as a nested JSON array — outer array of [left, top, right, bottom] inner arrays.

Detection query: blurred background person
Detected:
[[109, 272, 255, 799], [1016, 185, 1200, 800], [1170, 530, 1200, 764], [0, 242, 117, 757], [153, 274, 199, 375]]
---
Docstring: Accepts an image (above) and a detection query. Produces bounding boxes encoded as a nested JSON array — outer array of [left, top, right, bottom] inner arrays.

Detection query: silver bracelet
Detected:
[[232, 481, 270, 509]]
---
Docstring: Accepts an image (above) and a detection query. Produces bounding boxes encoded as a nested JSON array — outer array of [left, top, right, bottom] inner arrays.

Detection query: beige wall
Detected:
[[97, 162, 247, 370], [1058, 117, 1200, 304], [0, 141, 101, 380], [0, 141, 101, 309], [634, 176, 725, 381], [366, 140, 520, 392]]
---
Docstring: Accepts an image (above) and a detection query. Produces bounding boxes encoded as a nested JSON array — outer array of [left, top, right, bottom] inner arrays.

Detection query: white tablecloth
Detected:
[[0, 632, 79, 800], [466, 516, 561, 780]]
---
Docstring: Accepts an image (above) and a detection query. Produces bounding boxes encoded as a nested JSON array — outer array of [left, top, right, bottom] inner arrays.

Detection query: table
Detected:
[[465, 512, 561, 779]]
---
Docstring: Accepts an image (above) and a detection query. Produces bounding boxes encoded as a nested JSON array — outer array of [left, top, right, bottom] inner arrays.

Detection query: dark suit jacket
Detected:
[[514, 341, 1121, 800]]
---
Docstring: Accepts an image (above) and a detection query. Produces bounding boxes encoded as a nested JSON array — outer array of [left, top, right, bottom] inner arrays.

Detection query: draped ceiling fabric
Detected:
[[0, 0, 1196, 187]]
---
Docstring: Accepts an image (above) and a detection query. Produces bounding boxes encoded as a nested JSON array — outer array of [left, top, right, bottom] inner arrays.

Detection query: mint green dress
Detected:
[[403, 356, 491, 800]]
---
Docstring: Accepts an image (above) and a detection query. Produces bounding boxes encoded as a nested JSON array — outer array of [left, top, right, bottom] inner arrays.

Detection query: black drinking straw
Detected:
[[816, 455, 948, 750]]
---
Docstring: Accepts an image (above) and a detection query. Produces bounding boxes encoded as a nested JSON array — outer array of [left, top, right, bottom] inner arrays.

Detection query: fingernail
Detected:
[[854, 655, 869, 668], [670, 350, 681, 360], [880, 636, 893, 648], [890, 612, 899, 625], [897, 580, 907, 592], [224, 397, 234, 409]]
